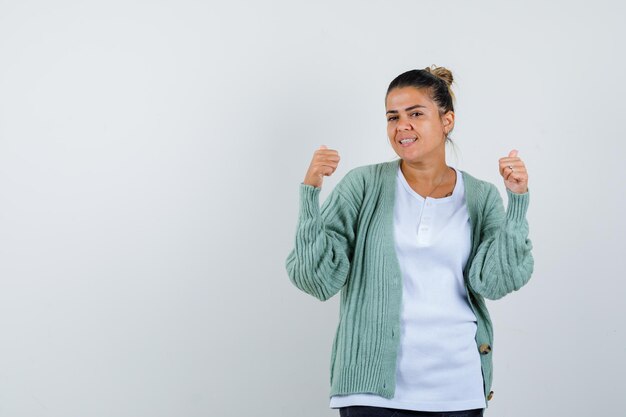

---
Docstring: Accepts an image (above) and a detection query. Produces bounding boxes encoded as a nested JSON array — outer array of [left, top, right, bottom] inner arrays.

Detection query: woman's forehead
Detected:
[[386, 87, 434, 110]]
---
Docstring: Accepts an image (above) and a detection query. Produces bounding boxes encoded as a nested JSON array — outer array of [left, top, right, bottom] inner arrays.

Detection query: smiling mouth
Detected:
[[399, 137, 417, 145]]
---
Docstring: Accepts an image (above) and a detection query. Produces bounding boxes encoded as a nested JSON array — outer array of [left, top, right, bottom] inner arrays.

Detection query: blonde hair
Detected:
[[423, 64, 456, 107]]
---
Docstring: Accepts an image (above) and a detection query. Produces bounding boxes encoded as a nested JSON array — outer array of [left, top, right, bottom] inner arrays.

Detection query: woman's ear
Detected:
[[443, 110, 455, 134]]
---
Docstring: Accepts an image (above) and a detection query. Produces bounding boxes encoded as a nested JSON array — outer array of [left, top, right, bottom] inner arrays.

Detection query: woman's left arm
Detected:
[[468, 150, 534, 300]]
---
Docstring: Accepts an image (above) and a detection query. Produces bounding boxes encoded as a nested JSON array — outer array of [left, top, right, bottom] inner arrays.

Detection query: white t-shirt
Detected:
[[330, 166, 486, 411]]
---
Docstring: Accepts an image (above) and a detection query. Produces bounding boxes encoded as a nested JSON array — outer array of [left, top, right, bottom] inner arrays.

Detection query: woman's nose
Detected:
[[396, 116, 411, 130]]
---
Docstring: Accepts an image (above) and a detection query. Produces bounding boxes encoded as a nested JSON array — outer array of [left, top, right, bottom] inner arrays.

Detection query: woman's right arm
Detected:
[[285, 145, 358, 301], [285, 182, 358, 302]]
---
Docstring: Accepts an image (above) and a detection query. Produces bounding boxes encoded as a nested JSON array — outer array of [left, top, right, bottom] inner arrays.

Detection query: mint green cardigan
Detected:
[[285, 159, 534, 407]]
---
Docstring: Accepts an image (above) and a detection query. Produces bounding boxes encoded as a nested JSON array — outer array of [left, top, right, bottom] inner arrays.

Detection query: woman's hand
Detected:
[[303, 145, 340, 188], [499, 149, 529, 194]]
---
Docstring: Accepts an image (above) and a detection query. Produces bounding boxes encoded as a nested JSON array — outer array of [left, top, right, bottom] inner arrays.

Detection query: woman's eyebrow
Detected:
[[386, 104, 427, 115]]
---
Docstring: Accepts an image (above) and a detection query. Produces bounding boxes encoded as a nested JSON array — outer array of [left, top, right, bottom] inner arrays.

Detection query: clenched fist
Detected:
[[303, 145, 341, 188], [499, 149, 529, 194]]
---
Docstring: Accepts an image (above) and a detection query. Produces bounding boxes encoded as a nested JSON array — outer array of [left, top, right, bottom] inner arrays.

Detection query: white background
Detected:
[[0, 1, 624, 416]]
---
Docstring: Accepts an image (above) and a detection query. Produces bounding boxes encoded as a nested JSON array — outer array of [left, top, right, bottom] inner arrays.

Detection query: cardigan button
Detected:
[[479, 344, 492, 355], [487, 390, 494, 401]]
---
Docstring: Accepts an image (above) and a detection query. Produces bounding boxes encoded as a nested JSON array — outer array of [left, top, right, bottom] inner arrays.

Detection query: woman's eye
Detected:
[[387, 116, 397, 122], [411, 112, 422, 117]]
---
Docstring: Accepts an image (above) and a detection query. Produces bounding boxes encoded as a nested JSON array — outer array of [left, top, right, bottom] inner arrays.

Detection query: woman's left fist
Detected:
[[499, 150, 528, 194]]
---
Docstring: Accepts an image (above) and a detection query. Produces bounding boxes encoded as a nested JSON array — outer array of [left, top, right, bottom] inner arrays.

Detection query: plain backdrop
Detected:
[[0, 0, 624, 416]]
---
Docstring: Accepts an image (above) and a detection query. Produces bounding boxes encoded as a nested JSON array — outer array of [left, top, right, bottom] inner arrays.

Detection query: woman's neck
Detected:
[[400, 159, 456, 199], [400, 159, 450, 187]]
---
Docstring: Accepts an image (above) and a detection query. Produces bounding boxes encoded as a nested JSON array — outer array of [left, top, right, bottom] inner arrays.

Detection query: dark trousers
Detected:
[[339, 406, 484, 417]]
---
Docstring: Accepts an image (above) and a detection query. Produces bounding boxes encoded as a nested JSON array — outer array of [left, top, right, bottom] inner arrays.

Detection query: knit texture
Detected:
[[285, 159, 534, 407]]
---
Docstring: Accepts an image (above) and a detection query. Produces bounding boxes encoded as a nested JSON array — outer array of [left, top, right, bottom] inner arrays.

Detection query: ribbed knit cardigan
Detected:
[[285, 159, 534, 407]]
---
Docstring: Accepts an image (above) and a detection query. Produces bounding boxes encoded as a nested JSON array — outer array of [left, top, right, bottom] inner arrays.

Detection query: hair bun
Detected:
[[424, 65, 454, 88]]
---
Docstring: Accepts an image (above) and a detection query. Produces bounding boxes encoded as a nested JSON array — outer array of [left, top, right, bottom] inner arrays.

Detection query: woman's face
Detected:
[[385, 86, 454, 165]]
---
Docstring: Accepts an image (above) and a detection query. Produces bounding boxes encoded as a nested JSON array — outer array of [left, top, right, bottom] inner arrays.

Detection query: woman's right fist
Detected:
[[303, 145, 340, 188]]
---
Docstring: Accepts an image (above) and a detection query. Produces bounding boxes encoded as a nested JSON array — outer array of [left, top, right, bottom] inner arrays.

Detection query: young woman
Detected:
[[286, 66, 534, 417]]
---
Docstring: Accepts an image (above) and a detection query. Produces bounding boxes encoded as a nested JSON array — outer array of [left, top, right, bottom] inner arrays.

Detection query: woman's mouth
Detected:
[[399, 137, 417, 146]]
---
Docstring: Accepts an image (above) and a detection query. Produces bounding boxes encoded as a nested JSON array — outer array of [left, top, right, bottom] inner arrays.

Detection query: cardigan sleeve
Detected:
[[285, 180, 359, 302], [467, 185, 534, 300]]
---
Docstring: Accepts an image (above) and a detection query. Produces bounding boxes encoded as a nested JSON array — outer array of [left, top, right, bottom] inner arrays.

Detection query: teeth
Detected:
[[400, 138, 416, 144]]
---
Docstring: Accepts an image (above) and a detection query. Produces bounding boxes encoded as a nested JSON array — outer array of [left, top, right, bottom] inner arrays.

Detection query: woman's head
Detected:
[[386, 65, 455, 120], [385, 65, 456, 164]]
